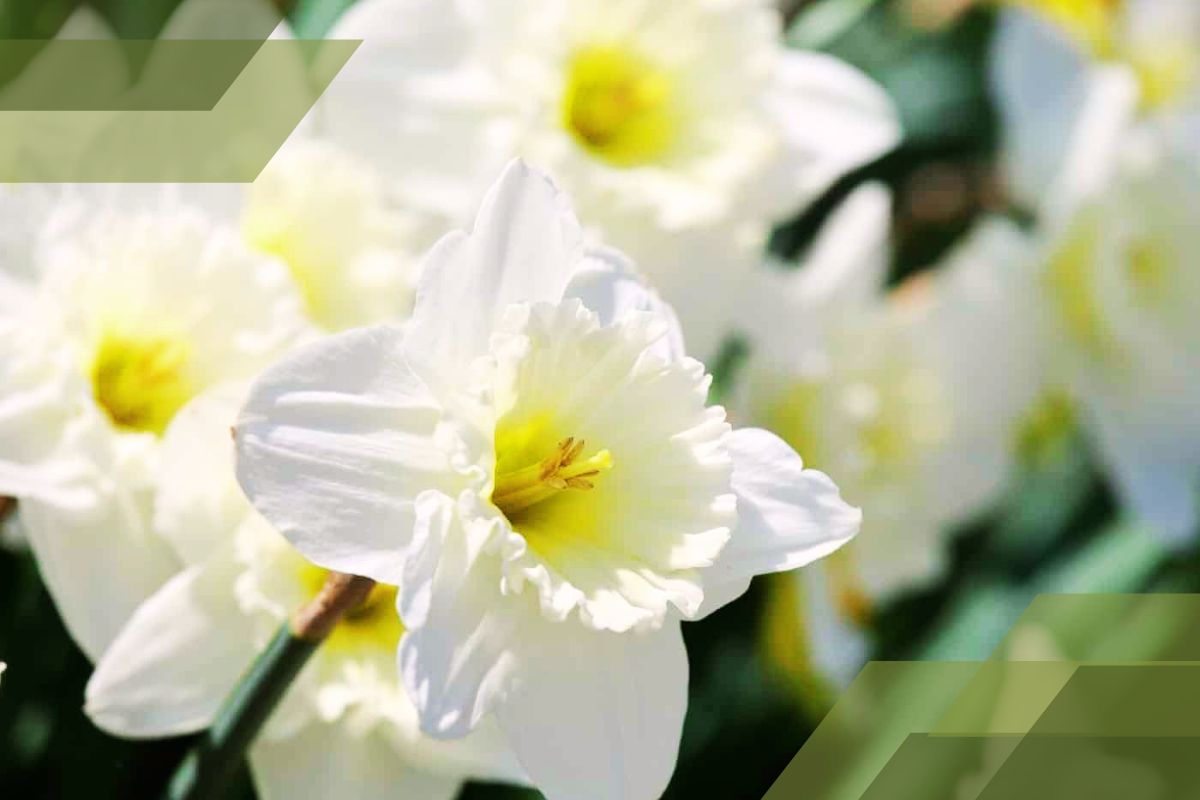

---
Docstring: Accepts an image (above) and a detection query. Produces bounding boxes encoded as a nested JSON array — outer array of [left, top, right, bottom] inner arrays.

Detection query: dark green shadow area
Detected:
[[0, 40, 263, 110], [0, 39, 265, 110]]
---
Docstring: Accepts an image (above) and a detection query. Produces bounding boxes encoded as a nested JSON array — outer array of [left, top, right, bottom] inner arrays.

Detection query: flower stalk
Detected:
[[163, 572, 376, 800]]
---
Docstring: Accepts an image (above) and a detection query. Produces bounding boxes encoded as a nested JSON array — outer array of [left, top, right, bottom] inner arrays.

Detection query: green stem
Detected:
[[163, 572, 375, 800], [164, 626, 316, 800]]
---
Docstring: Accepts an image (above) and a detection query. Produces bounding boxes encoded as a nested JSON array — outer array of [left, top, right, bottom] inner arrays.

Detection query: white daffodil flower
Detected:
[[86, 384, 526, 800], [0, 194, 309, 658], [737, 189, 1038, 685], [242, 138, 429, 332], [993, 5, 1200, 543], [316, 0, 900, 358], [738, 187, 1033, 602], [234, 161, 860, 800]]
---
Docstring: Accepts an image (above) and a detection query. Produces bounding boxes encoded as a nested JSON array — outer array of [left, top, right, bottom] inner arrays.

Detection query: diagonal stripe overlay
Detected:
[[762, 594, 1200, 799], [0, 39, 358, 181]]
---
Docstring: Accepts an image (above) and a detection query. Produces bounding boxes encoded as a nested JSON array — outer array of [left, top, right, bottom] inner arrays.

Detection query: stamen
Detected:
[[493, 437, 614, 516]]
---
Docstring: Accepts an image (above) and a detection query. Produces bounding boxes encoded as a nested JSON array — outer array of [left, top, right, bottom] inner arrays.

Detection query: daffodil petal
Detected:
[[85, 549, 254, 736], [769, 51, 901, 205], [689, 574, 752, 620], [565, 246, 686, 362], [1087, 396, 1200, 547], [249, 720, 461, 800], [405, 159, 583, 386], [236, 325, 450, 586], [992, 8, 1138, 221], [21, 486, 179, 661], [399, 555, 523, 739], [494, 618, 687, 800], [320, 0, 500, 218], [741, 183, 892, 364], [788, 183, 892, 309], [399, 489, 493, 631], [992, 6, 1093, 212], [155, 383, 250, 565], [697, 428, 860, 619]]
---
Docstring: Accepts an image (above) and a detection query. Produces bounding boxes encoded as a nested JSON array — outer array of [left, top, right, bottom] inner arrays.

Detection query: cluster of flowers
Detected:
[[0, 0, 1197, 798]]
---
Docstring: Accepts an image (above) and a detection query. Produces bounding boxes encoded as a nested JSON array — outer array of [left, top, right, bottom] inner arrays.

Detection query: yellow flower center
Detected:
[[299, 565, 404, 653], [1015, 389, 1077, 464], [1045, 214, 1113, 359], [560, 45, 677, 167], [757, 380, 826, 472], [1130, 46, 1197, 112], [492, 436, 614, 518], [1127, 237, 1170, 307], [89, 331, 193, 436]]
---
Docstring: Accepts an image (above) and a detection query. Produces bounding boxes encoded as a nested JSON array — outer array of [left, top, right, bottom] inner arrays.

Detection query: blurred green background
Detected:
[[1, 0, 1197, 797]]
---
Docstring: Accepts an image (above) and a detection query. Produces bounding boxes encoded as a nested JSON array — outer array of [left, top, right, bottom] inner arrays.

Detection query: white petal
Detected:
[[319, 0, 504, 218], [990, 7, 1092, 211], [495, 619, 688, 800], [0, 324, 89, 502], [690, 574, 752, 620], [565, 246, 687, 363], [790, 183, 892, 308], [156, 383, 250, 565], [405, 160, 583, 386], [250, 721, 461, 800], [1086, 396, 1200, 547], [85, 550, 256, 736], [235, 325, 450, 585], [1044, 66, 1139, 225], [915, 219, 1045, 525], [769, 51, 901, 204], [699, 428, 860, 617], [397, 490, 473, 630], [20, 485, 179, 661], [990, 8, 1138, 221], [740, 184, 892, 363], [399, 548, 522, 739]]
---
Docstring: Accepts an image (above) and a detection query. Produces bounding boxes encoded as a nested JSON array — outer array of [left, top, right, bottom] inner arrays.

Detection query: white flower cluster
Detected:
[[0, 0, 1196, 798]]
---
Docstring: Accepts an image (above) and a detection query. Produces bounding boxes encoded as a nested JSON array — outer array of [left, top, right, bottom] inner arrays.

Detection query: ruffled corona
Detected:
[[479, 300, 735, 632]]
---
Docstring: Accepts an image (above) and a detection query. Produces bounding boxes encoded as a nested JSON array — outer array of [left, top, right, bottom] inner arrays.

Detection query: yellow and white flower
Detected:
[[0, 193, 309, 658], [739, 189, 1040, 682], [85, 384, 525, 800], [992, 3, 1200, 542], [233, 161, 860, 800], [316, 0, 900, 358], [242, 138, 428, 332], [739, 188, 1035, 601]]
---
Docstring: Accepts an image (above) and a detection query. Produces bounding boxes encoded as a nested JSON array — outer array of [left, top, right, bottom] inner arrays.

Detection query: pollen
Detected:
[[492, 436, 614, 517], [90, 331, 194, 436], [561, 45, 677, 167]]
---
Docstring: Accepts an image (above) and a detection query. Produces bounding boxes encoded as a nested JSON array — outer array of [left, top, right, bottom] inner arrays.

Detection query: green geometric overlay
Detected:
[[764, 595, 1200, 799], [0, 1, 358, 181]]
